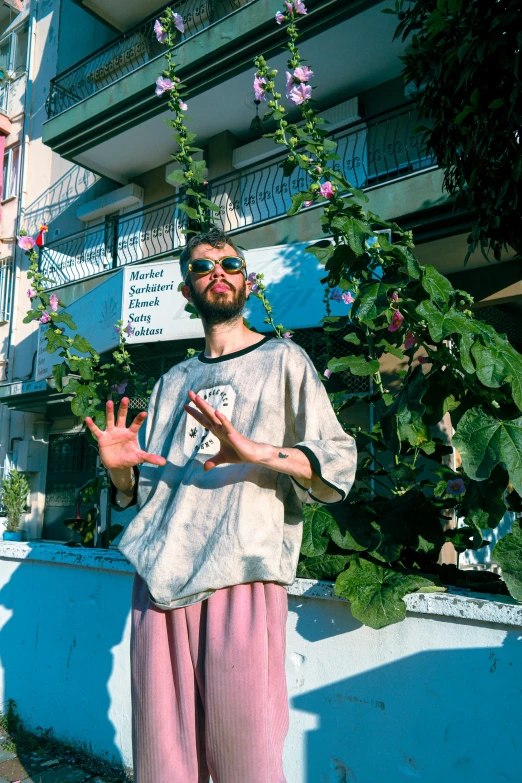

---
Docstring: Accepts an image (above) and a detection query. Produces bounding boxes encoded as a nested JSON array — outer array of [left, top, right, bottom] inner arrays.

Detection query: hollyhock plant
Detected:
[[324, 369, 332, 379], [293, 0, 307, 13], [155, 76, 174, 96], [293, 65, 314, 82], [179, 101, 188, 111], [283, 331, 292, 338], [388, 310, 404, 332], [173, 12, 184, 33], [320, 181, 334, 199], [275, 10, 285, 23], [330, 288, 342, 302], [254, 74, 267, 101], [111, 380, 128, 395], [49, 294, 59, 312], [288, 83, 311, 104], [303, 199, 315, 207], [247, 272, 259, 292], [39, 311, 51, 324], [341, 291, 354, 305], [284, 1, 293, 11], [18, 236, 35, 251], [404, 331, 418, 351], [154, 19, 167, 43], [418, 355, 430, 365], [27, 287, 37, 299], [285, 71, 293, 98], [389, 291, 399, 302], [446, 478, 465, 496]]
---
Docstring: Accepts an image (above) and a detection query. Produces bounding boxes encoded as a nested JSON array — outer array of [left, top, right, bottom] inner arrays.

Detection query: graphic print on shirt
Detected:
[[183, 384, 237, 459]]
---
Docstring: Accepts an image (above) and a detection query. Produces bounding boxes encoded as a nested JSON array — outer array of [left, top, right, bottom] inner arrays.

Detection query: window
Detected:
[[0, 256, 13, 323], [2, 144, 20, 200], [0, 22, 28, 78]]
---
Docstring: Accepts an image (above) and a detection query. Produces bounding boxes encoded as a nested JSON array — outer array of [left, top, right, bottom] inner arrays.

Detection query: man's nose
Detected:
[[209, 263, 226, 278]]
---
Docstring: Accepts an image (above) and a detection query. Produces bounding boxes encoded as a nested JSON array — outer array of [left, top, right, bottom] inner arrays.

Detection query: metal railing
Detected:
[[0, 83, 8, 115], [39, 105, 436, 288], [0, 257, 14, 323], [45, 0, 255, 118]]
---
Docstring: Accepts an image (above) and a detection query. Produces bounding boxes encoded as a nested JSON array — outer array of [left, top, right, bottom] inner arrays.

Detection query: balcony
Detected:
[[38, 105, 436, 289], [46, 0, 254, 119]]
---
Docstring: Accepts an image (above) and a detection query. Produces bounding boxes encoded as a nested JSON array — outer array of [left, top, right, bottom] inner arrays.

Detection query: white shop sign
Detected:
[[36, 241, 349, 380]]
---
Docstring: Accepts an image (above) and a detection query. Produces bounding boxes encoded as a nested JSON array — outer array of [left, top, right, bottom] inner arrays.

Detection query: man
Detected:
[[85, 228, 357, 783]]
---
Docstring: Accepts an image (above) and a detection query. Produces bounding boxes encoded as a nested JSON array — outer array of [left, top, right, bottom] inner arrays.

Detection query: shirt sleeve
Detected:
[[288, 347, 357, 505]]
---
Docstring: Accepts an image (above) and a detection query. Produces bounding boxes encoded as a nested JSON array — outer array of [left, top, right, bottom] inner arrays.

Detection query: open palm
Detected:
[[85, 398, 166, 470]]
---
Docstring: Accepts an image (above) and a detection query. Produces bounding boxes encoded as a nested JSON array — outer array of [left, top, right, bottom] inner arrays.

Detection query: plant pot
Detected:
[[3, 531, 22, 541]]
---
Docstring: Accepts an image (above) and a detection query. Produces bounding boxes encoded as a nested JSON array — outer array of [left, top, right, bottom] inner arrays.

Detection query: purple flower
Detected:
[[154, 19, 167, 43], [293, 65, 314, 82], [27, 287, 37, 299], [324, 369, 332, 379], [388, 310, 404, 332], [418, 355, 430, 365], [18, 236, 36, 251], [254, 74, 267, 102], [179, 101, 188, 111], [285, 71, 293, 99], [49, 294, 59, 312], [404, 331, 418, 350], [320, 181, 334, 199], [303, 199, 315, 208], [114, 325, 121, 335], [330, 288, 342, 302], [39, 311, 51, 324], [293, 0, 307, 13], [283, 331, 292, 339], [275, 10, 285, 23], [125, 322, 134, 336], [341, 291, 354, 305], [173, 12, 185, 33], [284, 1, 293, 11], [446, 478, 465, 496], [111, 379, 128, 395], [155, 76, 174, 96], [247, 272, 259, 292], [389, 291, 399, 302], [288, 83, 312, 104]]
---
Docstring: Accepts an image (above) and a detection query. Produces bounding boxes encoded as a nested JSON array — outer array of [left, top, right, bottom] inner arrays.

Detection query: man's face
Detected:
[[181, 243, 251, 326]]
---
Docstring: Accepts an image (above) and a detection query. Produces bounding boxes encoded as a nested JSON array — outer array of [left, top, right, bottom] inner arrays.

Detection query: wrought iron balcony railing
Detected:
[[39, 105, 436, 288], [45, 0, 255, 119]]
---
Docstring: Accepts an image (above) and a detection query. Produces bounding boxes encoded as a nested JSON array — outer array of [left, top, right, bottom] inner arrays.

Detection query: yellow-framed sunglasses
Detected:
[[186, 255, 246, 281]]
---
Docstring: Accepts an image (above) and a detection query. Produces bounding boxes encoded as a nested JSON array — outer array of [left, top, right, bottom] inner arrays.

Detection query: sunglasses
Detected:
[[186, 256, 246, 280]]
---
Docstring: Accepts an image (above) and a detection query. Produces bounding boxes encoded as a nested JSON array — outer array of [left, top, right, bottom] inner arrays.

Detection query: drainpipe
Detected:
[[6, 0, 37, 385]]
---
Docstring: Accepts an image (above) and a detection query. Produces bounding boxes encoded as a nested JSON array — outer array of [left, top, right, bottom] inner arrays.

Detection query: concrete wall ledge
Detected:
[[2, 540, 521, 627]]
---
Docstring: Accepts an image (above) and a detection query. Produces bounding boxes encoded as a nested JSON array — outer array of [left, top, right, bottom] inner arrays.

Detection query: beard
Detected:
[[188, 276, 247, 327]]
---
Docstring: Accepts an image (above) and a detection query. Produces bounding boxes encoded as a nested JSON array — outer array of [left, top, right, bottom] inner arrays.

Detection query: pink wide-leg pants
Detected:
[[130, 573, 289, 783]]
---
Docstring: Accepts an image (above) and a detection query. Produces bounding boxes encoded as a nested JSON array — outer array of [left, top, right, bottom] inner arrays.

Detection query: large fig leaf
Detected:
[[492, 521, 522, 600], [460, 465, 509, 529]]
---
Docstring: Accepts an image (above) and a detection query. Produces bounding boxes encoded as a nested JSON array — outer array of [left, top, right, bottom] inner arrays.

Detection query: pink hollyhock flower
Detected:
[[404, 331, 418, 351], [155, 76, 174, 96], [324, 369, 332, 379], [27, 287, 37, 299], [293, 0, 307, 13], [284, 1, 293, 11], [389, 291, 399, 302], [254, 74, 267, 101], [275, 10, 285, 23], [179, 101, 188, 111], [18, 236, 36, 251], [315, 166, 322, 174], [330, 288, 342, 302], [341, 291, 354, 305], [39, 311, 51, 324], [154, 19, 167, 43], [286, 71, 293, 98], [49, 294, 59, 312], [446, 478, 465, 496], [320, 181, 334, 199], [283, 331, 292, 338], [418, 355, 430, 365], [111, 379, 128, 394], [388, 310, 404, 332], [289, 83, 312, 104], [173, 12, 184, 33], [303, 199, 315, 207], [293, 65, 314, 82]]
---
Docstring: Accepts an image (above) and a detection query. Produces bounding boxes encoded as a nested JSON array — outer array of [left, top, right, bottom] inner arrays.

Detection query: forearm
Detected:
[[254, 444, 316, 488], [109, 466, 135, 495]]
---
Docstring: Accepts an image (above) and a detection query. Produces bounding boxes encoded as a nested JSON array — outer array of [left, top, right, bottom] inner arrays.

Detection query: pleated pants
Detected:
[[130, 573, 289, 783]]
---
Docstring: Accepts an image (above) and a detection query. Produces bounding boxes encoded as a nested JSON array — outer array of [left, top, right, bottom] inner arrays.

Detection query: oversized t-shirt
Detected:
[[115, 336, 357, 609]]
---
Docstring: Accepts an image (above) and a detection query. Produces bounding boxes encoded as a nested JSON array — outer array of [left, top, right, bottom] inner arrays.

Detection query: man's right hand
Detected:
[[85, 397, 167, 472]]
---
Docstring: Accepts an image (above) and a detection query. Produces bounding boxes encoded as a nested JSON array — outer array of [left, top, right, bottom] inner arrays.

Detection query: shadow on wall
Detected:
[[288, 597, 521, 783], [0, 550, 132, 766]]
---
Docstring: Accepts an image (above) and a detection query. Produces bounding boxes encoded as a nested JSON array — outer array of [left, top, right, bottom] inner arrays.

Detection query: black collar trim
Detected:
[[197, 335, 273, 364]]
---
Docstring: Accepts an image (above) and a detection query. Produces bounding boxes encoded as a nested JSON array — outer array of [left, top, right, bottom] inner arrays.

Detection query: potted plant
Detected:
[[1, 469, 30, 541]]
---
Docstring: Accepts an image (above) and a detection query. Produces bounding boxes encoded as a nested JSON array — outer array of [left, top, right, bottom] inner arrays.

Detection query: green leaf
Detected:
[[305, 240, 333, 265], [52, 311, 77, 330], [287, 191, 313, 217], [71, 334, 95, 355], [167, 169, 186, 185], [327, 355, 380, 376], [52, 362, 68, 392], [301, 505, 335, 557], [343, 333, 361, 345], [460, 465, 509, 530], [381, 366, 430, 449], [453, 407, 522, 495], [23, 309, 43, 324], [492, 521, 522, 600], [488, 98, 505, 110], [334, 559, 436, 629], [332, 217, 373, 256], [376, 339, 405, 359], [297, 554, 355, 580], [178, 202, 200, 220], [421, 265, 454, 306], [199, 197, 221, 212], [471, 339, 522, 411], [415, 301, 475, 343], [70, 385, 93, 418]]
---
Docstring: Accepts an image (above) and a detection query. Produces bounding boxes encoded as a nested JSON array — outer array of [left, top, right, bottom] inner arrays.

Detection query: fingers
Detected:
[[215, 409, 234, 433], [117, 397, 129, 427], [139, 451, 167, 467], [128, 411, 147, 435], [106, 400, 115, 429], [85, 416, 103, 439], [188, 390, 220, 427], [184, 402, 212, 429]]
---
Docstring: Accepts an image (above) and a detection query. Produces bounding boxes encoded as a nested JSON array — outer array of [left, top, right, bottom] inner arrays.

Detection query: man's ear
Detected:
[[181, 284, 192, 302]]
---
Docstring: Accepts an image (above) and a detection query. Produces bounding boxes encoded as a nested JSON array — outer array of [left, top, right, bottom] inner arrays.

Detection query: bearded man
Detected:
[[85, 228, 356, 783]]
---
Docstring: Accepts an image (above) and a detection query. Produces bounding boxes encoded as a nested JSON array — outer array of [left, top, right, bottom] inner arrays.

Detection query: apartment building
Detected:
[[1, 0, 520, 546]]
